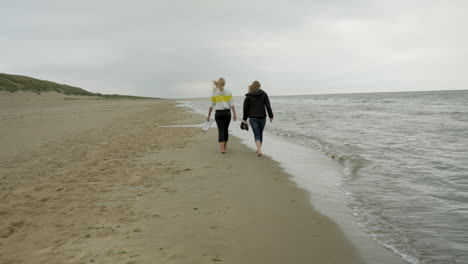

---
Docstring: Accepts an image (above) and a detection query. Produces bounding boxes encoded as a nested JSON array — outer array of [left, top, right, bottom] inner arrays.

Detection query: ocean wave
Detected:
[[269, 128, 368, 180]]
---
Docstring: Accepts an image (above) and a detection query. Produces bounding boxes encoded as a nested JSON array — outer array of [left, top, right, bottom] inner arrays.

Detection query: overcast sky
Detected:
[[1, 0, 467, 98]]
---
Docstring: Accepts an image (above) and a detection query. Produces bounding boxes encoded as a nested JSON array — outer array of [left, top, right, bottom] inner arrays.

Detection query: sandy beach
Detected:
[[0, 92, 362, 264]]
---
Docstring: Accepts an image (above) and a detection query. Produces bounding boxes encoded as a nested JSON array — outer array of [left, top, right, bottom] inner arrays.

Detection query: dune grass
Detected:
[[0, 73, 157, 99]]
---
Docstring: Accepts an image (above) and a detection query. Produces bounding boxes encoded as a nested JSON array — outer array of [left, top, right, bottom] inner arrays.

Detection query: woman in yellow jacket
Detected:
[[206, 78, 237, 153]]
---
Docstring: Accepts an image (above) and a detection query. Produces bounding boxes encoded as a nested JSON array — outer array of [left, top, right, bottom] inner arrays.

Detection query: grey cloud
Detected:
[[1, 0, 467, 98]]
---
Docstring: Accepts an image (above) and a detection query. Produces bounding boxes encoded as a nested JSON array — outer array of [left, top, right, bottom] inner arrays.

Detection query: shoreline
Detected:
[[247, 132, 409, 264], [1, 93, 362, 263], [179, 100, 409, 264]]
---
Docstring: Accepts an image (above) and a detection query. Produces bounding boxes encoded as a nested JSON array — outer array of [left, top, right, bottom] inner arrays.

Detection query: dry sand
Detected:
[[0, 92, 363, 264]]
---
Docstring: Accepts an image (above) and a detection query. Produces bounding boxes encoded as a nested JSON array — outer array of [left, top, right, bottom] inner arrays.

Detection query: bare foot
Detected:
[[257, 151, 262, 157]]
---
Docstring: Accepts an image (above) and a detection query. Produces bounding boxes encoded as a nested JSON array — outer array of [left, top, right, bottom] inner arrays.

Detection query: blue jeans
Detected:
[[249, 117, 266, 142]]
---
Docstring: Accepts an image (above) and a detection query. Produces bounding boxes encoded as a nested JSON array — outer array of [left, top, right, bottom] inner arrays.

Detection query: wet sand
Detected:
[[0, 92, 362, 263]]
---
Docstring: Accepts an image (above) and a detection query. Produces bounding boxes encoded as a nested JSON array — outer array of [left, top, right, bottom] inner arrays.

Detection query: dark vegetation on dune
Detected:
[[0, 73, 157, 99]]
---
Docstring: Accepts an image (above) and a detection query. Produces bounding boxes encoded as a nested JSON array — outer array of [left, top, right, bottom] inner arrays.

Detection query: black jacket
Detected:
[[243, 89, 274, 121]]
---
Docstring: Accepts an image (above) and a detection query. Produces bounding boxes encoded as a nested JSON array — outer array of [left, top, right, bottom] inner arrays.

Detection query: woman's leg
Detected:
[[258, 117, 266, 143], [215, 111, 231, 153], [249, 118, 262, 155], [215, 111, 225, 152], [256, 118, 267, 156], [255, 141, 262, 156], [223, 112, 231, 151], [223, 111, 231, 150]]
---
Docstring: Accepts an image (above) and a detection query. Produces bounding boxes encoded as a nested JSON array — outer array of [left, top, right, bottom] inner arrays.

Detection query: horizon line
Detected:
[[167, 88, 468, 100]]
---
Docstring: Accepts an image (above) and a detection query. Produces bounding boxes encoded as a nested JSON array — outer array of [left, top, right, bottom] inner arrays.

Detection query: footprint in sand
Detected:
[[161, 187, 177, 193]]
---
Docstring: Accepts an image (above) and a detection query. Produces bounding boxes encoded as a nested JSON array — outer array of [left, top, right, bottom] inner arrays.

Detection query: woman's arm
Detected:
[[265, 94, 274, 122], [243, 97, 250, 121], [207, 106, 213, 121], [228, 91, 236, 121], [207, 91, 215, 121], [230, 106, 237, 121]]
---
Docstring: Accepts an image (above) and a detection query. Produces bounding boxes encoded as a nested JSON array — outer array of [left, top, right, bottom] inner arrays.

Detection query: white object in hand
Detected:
[[203, 119, 214, 132]]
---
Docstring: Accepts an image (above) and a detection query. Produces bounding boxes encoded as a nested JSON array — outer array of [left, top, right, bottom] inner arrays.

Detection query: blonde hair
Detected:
[[212, 78, 225, 92], [249, 80, 261, 93]]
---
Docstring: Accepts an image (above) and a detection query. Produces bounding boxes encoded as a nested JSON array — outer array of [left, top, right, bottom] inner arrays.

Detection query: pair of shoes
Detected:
[[203, 119, 214, 132], [240, 121, 249, 131]]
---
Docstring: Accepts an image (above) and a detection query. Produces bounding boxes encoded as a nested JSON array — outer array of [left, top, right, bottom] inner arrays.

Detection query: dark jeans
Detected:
[[215, 110, 231, 142], [249, 117, 266, 142]]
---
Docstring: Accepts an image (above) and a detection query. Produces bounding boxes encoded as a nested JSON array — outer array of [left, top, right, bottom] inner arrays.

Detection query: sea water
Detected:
[[179, 90, 468, 264]]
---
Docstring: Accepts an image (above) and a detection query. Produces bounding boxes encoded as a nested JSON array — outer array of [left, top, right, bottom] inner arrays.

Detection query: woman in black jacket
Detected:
[[242, 81, 274, 156]]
